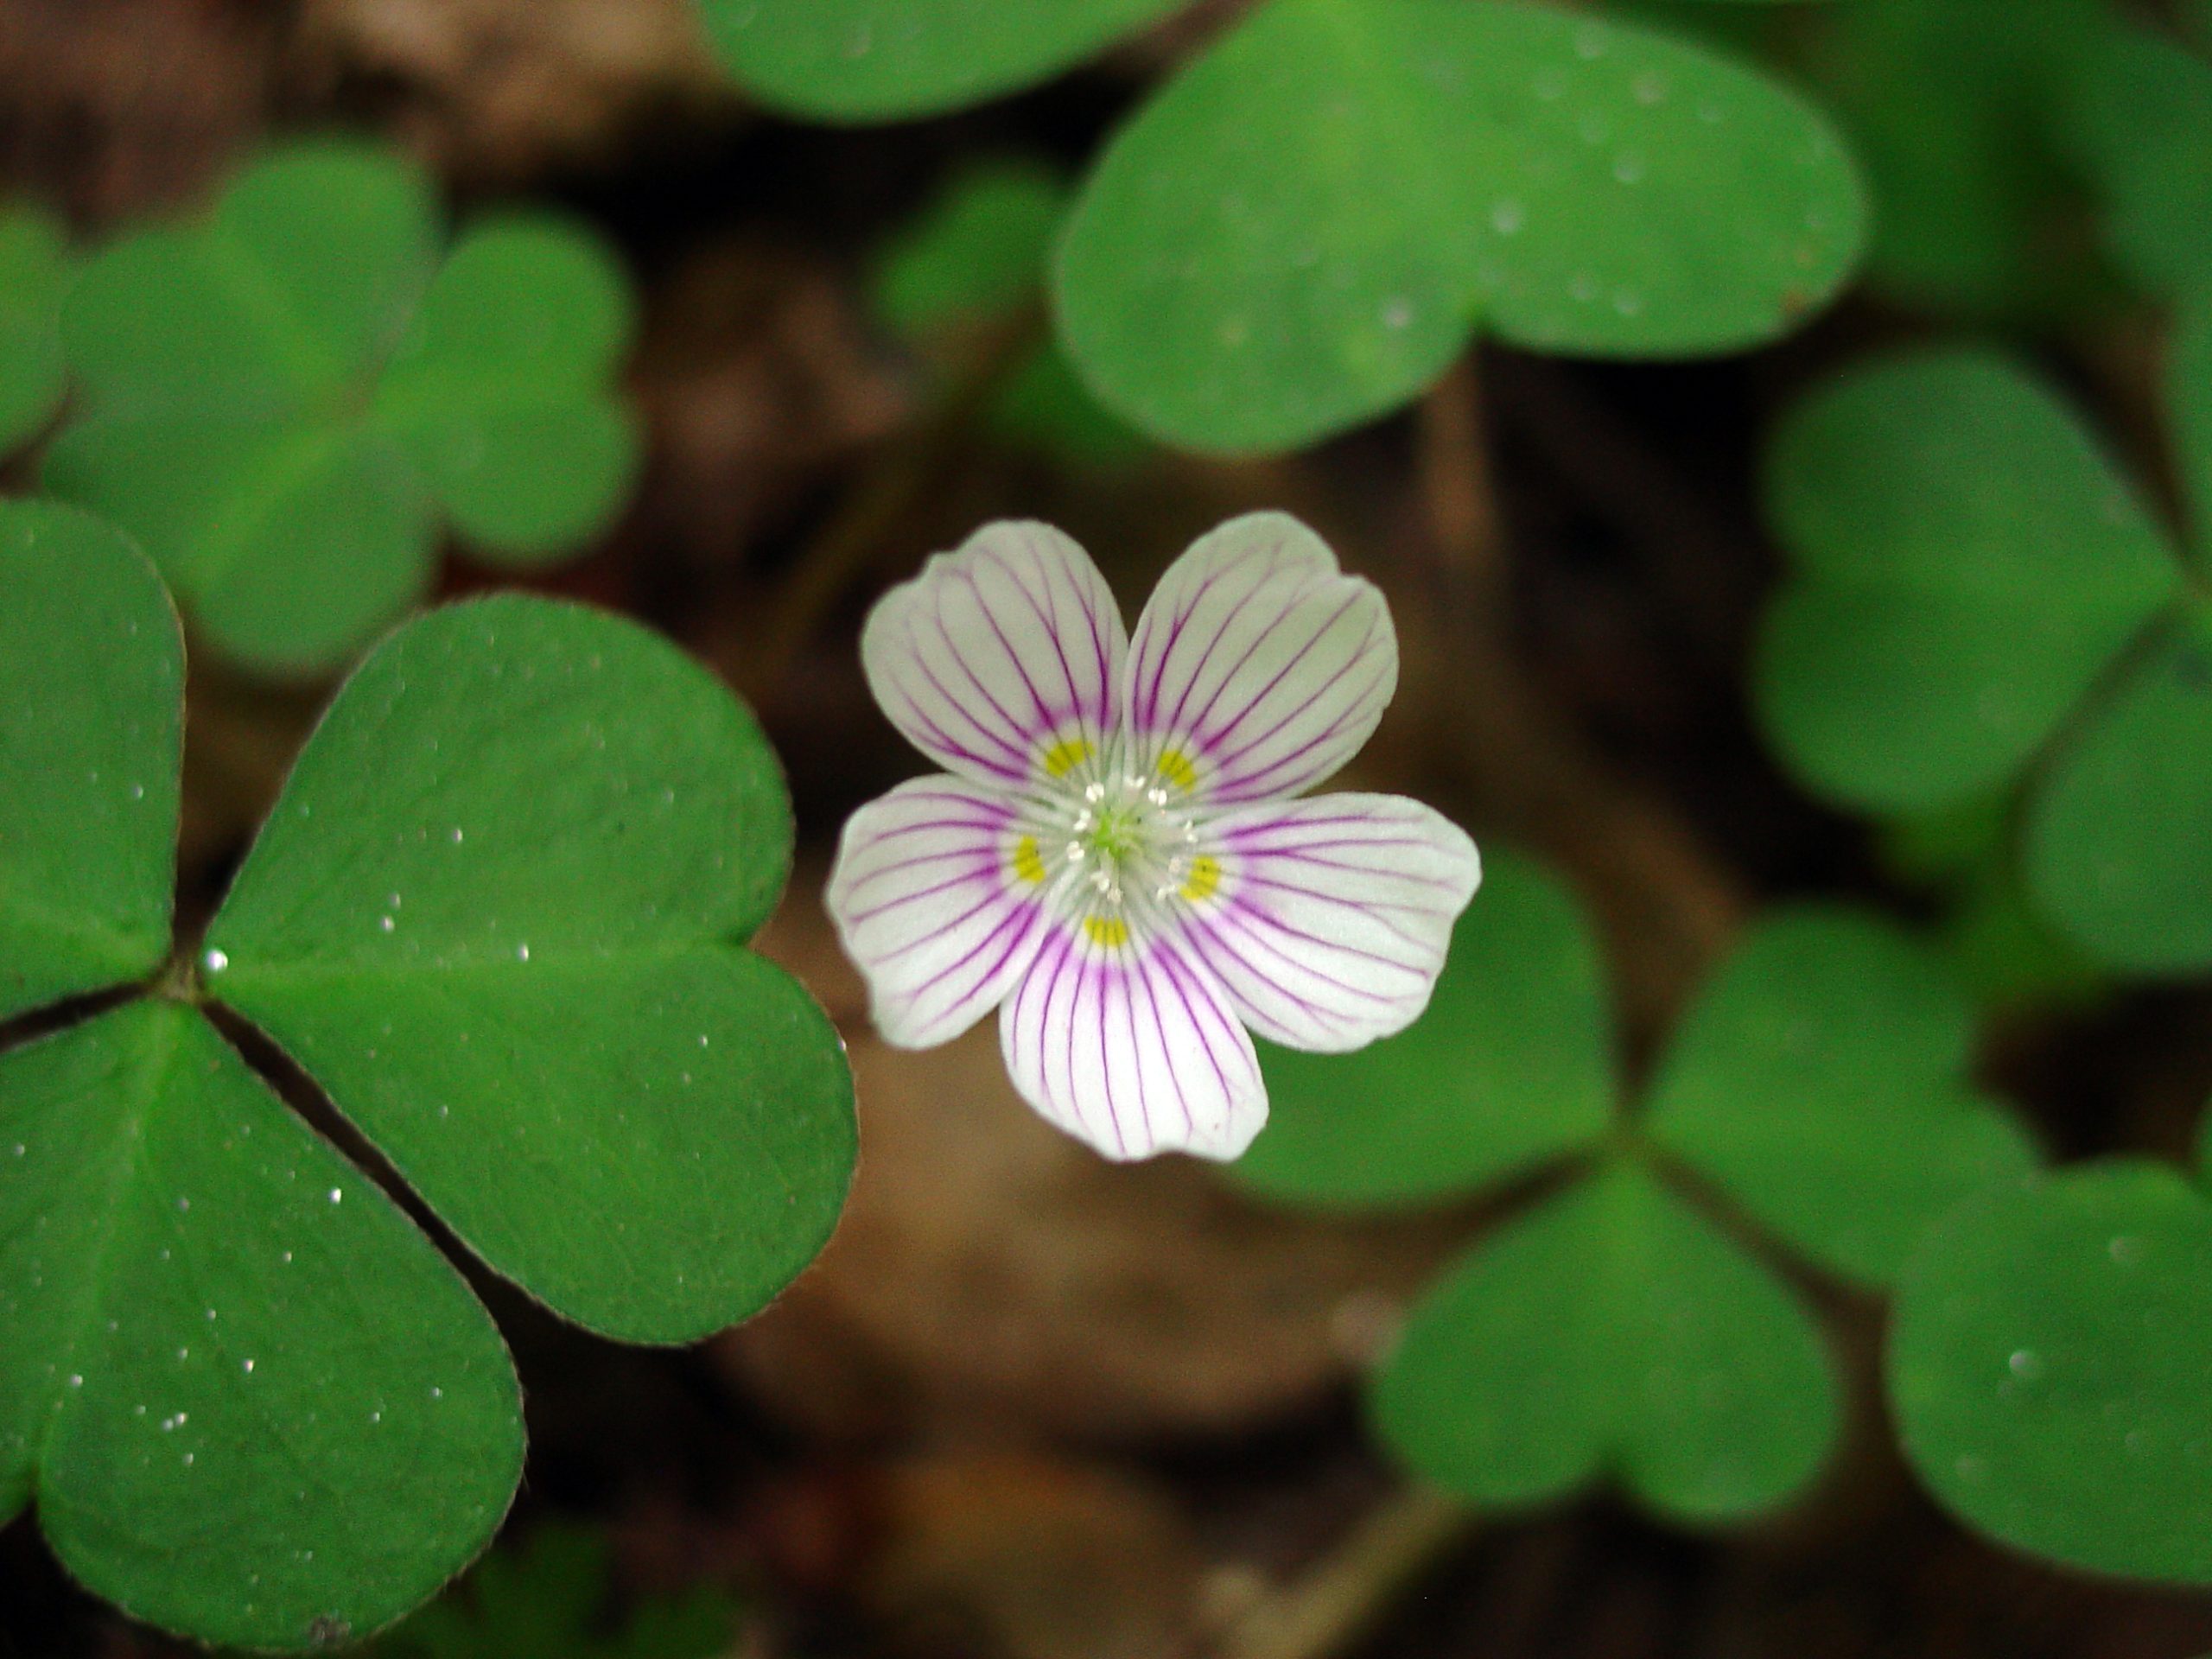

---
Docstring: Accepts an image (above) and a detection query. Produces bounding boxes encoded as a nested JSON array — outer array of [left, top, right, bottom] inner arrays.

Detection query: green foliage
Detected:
[[1057, 0, 1866, 454], [874, 161, 1143, 467], [0, 504, 179, 1020], [1889, 1161, 2212, 1585], [44, 138, 640, 679], [1374, 1158, 1839, 1523], [1757, 343, 2212, 975], [1242, 850, 2035, 1522], [696, 0, 1865, 456], [1645, 912, 2037, 1287], [1238, 852, 1612, 1210], [0, 203, 68, 454], [2068, 23, 2212, 302], [372, 1523, 741, 1659], [697, 0, 1188, 120], [1799, 0, 2112, 322], [0, 503, 855, 1649], [1, 1002, 524, 1649]]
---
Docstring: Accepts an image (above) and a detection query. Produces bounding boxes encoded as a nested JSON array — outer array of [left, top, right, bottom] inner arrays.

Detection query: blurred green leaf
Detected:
[[1889, 1160, 2212, 1586], [1647, 909, 2039, 1287], [373, 215, 640, 561], [2069, 24, 2212, 302], [0, 1000, 524, 1649], [1758, 347, 2182, 815], [48, 138, 639, 677], [0, 203, 69, 454], [1805, 0, 2112, 322], [1373, 1156, 1839, 1522], [1874, 787, 2015, 888], [2172, 297, 2212, 556], [205, 597, 855, 1343], [875, 160, 1146, 467], [2024, 612, 2212, 975], [1937, 856, 2108, 1019], [875, 160, 1066, 336], [1057, 0, 1866, 454], [0, 503, 180, 1020], [1238, 849, 1612, 1211], [373, 1523, 740, 1659], [696, 0, 1189, 119]]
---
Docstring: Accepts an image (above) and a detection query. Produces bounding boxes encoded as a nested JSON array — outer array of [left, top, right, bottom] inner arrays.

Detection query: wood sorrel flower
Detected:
[[826, 512, 1481, 1161]]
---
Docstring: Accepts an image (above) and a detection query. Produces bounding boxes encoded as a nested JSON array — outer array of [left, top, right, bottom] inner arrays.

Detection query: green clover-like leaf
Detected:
[[1056, 0, 1866, 454], [44, 138, 640, 678], [0, 505, 854, 1647], [0, 501, 180, 1021], [0, 203, 69, 455], [1757, 344, 2212, 973], [1889, 1160, 2212, 1586], [1804, 0, 2111, 322], [1646, 910, 2039, 1288], [2024, 610, 2212, 972], [203, 596, 851, 1344], [2069, 23, 2212, 302], [1245, 846, 2034, 1523], [0, 1001, 524, 1649], [874, 161, 1144, 467], [1237, 850, 1612, 1211], [696, 0, 1189, 120], [1758, 348, 2181, 814], [372, 1522, 741, 1659], [1373, 1157, 1839, 1522]]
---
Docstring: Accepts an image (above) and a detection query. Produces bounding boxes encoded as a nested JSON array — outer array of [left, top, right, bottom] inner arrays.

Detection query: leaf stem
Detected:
[[1208, 1485, 1478, 1659], [1412, 354, 1746, 1032], [739, 303, 1044, 702]]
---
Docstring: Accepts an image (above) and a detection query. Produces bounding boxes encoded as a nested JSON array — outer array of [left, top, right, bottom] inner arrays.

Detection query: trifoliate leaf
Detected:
[[48, 139, 638, 677], [696, 0, 1189, 120], [372, 215, 641, 561], [45, 415, 438, 679], [0, 203, 69, 454], [0, 1001, 524, 1649], [1758, 347, 2182, 814], [0, 502, 180, 1021], [1373, 1157, 1838, 1523], [1889, 1161, 2212, 1586], [1646, 909, 2039, 1287], [1057, 0, 1866, 454], [1238, 849, 1612, 1211], [203, 598, 855, 1343], [2024, 612, 2212, 975]]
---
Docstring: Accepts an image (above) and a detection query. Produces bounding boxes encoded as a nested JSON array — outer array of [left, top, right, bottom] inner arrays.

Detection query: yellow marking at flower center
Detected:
[[1011, 836, 1046, 886], [1181, 855, 1221, 903], [1084, 916, 1130, 949], [1155, 748, 1199, 792], [1041, 738, 1092, 779]]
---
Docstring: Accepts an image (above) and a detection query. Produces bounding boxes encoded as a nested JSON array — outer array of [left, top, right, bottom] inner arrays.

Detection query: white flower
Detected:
[[825, 512, 1482, 1161]]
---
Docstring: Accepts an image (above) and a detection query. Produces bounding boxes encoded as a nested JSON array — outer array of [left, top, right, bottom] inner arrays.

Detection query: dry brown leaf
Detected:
[[724, 876, 1467, 1445], [288, 0, 729, 183]]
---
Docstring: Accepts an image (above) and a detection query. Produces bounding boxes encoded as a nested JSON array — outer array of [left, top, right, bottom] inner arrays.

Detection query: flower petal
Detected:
[[861, 520, 1128, 790], [1122, 511, 1395, 806], [1173, 794, 1480, 1052], [826, 775, 1058, 1048], [999, 921, 1266, 1162]]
